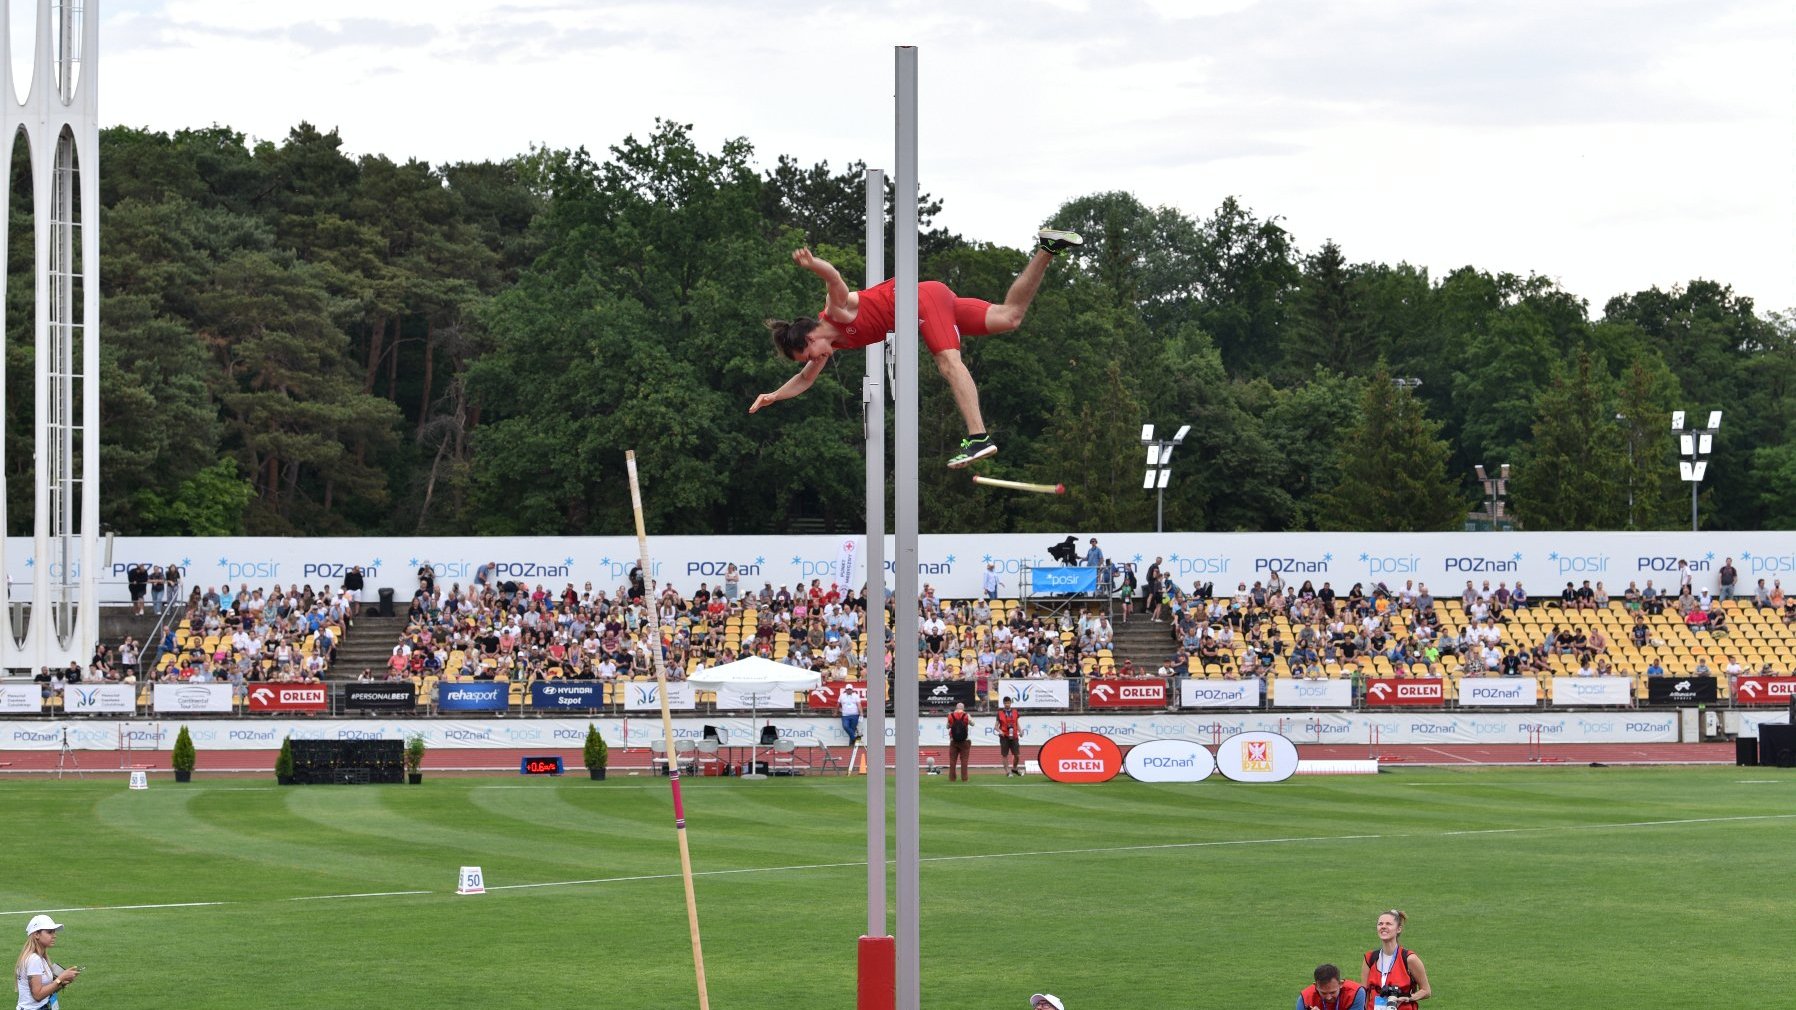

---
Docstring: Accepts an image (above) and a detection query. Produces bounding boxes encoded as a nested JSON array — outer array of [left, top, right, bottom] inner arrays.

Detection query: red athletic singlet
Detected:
[[821, 279, 896, 351]]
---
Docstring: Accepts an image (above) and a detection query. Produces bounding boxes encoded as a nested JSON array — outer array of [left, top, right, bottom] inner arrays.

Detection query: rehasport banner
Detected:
[[1550, 677, 1634, 707], [0, 710, 1682, 751], [997, 679, 1070, 709]]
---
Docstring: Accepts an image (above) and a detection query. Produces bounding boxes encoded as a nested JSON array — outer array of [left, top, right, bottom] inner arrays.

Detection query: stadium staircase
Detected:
[[1109, 615, 1176, 673], [329, 613, 410, 678]]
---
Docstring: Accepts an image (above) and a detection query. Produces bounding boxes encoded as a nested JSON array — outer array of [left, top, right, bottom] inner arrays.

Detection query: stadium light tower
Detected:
[[1672, 410, 1721, 532], [1473, 463, 1510, 531], [1141, 423, 1190, 534]]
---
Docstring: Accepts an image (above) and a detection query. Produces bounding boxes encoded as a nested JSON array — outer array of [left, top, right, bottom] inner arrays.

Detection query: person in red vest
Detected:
[[1362, 909, 1432, 1008], [946, 702, 973, 781], [994, 696, 1023, 777], [1297, 963, 1365, 1010]]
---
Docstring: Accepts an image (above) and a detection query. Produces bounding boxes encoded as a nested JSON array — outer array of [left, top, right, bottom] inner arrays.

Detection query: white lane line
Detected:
[[11, 811, 1796, 915]]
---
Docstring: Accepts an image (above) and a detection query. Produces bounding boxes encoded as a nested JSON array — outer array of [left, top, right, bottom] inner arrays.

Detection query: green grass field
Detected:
[[7, 766, 1792, 1009]]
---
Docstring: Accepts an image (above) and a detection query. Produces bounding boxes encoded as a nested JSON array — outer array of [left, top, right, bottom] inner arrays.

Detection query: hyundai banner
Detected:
[[344, 683, 416, 710], [1457, 677, 1539, 707], [65, 679, 138, 711], [1271, 678, 1352, 708], [1365, 678, 1443, 707], [622, 681, 696, 711], [246, 684, 329, 712], [1550, 676, 1634, 707], [438, 682, 508, 712], [1030, 566, 1098, 595], [530, 681, 605, 711], [1179, 678, 1262, 708], [1086, 679, 1168, 709], [997, 679, 1070, 709], [153, 683, 234, 713], [0, 682, 41, 713], [1734, 676, 1796, 706], [1645, 676, 1717, 705]]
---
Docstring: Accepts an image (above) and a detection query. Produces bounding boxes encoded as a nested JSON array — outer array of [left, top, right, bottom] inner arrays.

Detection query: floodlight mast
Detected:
[[1141, 421, 1189, 533], [1673, 409, 1721, 531]]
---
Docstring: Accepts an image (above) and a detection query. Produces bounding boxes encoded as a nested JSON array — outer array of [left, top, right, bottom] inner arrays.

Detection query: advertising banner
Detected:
[[621, 681, 696, 711], [1123, 739, 1215, 782], [152, 683, 234, 713], [1550, 676, 1634, 707], [344, 683, 416, 710], [437, 682, 507, 712], [1037, 731, 1123, 783], [1457, 677, 1539, 707], [1271, 678, 1352, 708], [918, 680, 977, 709], [1085, 679, 1168, 709], [1645, 676, 1718, 705], [1179, 678, 1262, 708], [0, 682, 41, 713], [63, 679, 137, 711], [717, 684, 799, 710], [246, 684, 329, 712], [1365, 678, 1444, 707], [803, 682, 867, 711], [530, 681, 605, 711], [997, 679, 1070, 709], [1030, 567, 1098, 595], [1215, 731, 1301, 782], [1734, 676, 1796, 706]]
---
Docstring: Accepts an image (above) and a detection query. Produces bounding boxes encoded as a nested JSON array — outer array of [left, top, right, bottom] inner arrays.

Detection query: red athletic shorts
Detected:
[[918, 280, 992, 355]]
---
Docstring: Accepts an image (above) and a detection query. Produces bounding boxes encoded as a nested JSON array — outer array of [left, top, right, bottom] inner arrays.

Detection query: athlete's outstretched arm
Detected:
[[793, 247, 853, 316], [750, 357, 828, 413]]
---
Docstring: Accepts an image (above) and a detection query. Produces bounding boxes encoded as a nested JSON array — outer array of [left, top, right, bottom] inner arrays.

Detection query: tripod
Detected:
[[56, 727, 82, 779]]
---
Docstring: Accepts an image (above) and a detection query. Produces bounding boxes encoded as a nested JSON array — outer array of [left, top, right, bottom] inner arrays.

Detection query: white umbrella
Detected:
[[688, 656, 822, 778]]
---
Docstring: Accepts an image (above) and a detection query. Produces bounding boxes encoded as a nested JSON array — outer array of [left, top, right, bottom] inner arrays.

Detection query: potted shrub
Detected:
[[405, 734, 426, 785], [275, 736, 295, 785], [583, 723, 608, 780], [171, 725, 195, 783]]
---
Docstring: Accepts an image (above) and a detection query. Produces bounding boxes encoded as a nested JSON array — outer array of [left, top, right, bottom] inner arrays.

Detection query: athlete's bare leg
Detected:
[[933, 349, 986, 434], [983, 250, 1055, 334]]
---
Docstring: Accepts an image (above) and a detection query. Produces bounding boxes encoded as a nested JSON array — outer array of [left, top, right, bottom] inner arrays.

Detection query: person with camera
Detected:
[[1297, 963, 1366, 1010], [16, 914, 80, 1010], [1362, 909, 1431, 1008]]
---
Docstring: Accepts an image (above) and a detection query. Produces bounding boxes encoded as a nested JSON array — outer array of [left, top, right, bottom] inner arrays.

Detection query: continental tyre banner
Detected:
[[153, 683, 234, 713]]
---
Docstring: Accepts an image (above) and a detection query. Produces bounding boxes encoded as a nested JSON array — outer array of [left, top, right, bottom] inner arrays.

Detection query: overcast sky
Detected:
[[66, 0, 1796, 314]]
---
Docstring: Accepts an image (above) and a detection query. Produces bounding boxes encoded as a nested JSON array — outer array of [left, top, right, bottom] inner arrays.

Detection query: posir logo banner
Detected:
[[1085, 678, 1168, 709], [1123, 739, 1215, 783], [246, 684, 329, 712], [1215, 731, 1300, 783], [1549, 677, 1633, 707], [1036, 731, 1123, 783], [1365, 678, 1443, 707], [1271, 678, 1352, 708], [997, 679, 1070, 709]]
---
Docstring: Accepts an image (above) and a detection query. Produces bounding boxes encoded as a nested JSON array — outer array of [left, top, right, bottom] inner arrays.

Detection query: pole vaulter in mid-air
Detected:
[[751, 228, 1082, 470]]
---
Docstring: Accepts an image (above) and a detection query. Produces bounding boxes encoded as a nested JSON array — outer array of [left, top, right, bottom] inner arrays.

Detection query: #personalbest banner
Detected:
[[622, 681, 696, 711], [63, 683, 137, 713], [1271, 678, 1352, 708], [153, 682, 234, 713], [1550, 676, 1634, 707], [0, 682, 42, 713], [998, 679, 1070, 709], [1179, 677, 1262, 708], [1457, 677, 1539, 707]]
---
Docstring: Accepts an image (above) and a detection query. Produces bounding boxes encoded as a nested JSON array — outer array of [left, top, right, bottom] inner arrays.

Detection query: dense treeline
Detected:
[[7, 120, 1792, 537]]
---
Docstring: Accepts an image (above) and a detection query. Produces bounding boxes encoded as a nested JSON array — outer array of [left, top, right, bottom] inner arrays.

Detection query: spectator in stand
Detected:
[[1719, 556, 1738, 599]]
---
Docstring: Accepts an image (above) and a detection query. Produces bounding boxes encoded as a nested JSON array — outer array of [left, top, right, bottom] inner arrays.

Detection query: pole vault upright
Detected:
[[858, 164, 892, 1001], [891, 44, 922, 1010]]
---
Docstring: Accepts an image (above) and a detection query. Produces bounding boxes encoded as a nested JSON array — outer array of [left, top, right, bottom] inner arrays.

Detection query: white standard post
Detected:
[[863, 167, 888, 937], [892, 44, 921, 1010]]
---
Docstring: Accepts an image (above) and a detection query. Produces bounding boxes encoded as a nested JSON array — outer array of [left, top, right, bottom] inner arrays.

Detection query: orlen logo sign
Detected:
[[1549, 551, 1609, 576], [1215, 731, 1300, 783], [1735, 677, 1796, 705], [1036, 732, 1122, 783], [1124, 739, 1216, 783]]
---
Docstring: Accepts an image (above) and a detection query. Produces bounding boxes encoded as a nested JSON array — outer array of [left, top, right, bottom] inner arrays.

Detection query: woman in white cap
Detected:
[[16, 914, 79, 1010], [1031, 994, 1065, 1010]]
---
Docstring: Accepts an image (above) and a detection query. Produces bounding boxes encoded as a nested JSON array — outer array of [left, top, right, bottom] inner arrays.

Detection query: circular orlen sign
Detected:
[[1215, 731, 1300, 783], [1036, 731, 1123, 783], [1123, 739, 1216, 783]]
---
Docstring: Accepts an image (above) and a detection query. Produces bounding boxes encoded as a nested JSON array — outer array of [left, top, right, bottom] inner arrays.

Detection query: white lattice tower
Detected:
[[0, 0, 100, 672]]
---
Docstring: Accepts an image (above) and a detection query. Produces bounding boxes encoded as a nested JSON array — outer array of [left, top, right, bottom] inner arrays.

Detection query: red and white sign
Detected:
[[247, 684, 329, 712], [1365, 678, 1444, 707], [1085, 678, 1167, 709], [1734, 676, 1796, 705], [804, 681, 867, 710], [1036, 731, 1123, 783]]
